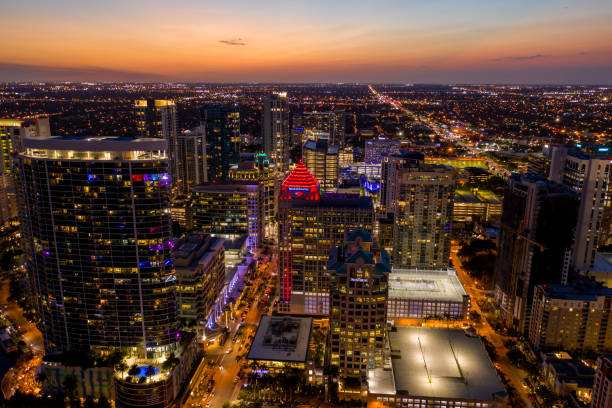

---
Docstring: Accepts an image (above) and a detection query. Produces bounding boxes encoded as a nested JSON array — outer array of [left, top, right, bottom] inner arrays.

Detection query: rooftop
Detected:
[[539, 281, 612, 301], [280, 162, 320, 201], [22, 135, 167, 151], [593, 252, 612, 272], [247, 316, 313, 363], [370, 327, 505, 402], [389, 269, 468, 303]]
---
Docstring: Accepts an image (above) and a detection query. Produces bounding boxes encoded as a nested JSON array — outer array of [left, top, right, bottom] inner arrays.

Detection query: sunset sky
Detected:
[[2, 0, 612, 83]]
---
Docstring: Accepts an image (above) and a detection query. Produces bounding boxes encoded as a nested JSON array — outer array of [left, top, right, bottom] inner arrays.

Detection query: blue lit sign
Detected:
[[287, 187, 310, 192], [363, 180, 380, 192]]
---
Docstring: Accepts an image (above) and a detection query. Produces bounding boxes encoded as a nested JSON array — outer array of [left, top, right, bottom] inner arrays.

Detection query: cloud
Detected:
[[0, 61, 162, 82], [491, 54, 547, 62], [219, 38, 246, 46]]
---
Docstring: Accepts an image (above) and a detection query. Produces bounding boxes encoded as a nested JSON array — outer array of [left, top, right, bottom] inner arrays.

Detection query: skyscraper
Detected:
[[549, 145, 611, 270], [277, 163, 373, 315], [15, 135, 201, 407], [176, 126, 207, 193], [15, 136, 178, 353], [135, 99, 179, 179], [294, 111, 346, 147], [229, 153, 277, 232], [328, 230, 390, 379], [380, 151, 425, 214], [262, 93, 289, 171], [191, 182, 263, 251], [392, 162, 455, 269], [494, 174, 579, 332], [200, 104, 240, 182], [0, 119, 22, 225], [303, 138, 339, 192]]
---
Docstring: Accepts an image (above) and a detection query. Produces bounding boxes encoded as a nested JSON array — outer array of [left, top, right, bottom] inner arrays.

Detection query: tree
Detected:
[[469, 310, 481, 324], [145, 365, 157, 377], [116, 361, 128, 379], [128, 364, 140, 377], [162, 352, 180, 371], [35, 371, 47, 385]]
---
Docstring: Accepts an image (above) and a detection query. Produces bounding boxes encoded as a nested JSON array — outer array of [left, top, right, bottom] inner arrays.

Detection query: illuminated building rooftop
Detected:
[[279, 161, 320, 200], [369, 327, 506, 402], [388, 268, 467, 303]]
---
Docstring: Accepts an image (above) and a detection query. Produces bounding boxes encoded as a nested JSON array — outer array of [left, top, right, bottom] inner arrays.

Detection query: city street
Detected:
[[0, 277, 44, 400], [451, 250, 534, 408], [185, 254, 275, 408]]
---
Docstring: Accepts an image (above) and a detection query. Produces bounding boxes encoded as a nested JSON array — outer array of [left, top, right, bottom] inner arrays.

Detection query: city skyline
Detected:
[[2, 0, 612, 84]]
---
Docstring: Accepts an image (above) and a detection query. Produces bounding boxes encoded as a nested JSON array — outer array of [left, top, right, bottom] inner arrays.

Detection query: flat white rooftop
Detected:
[[389, 269, 467, 303], [371, 327, 505, 401], [247, 316, 312, 363]]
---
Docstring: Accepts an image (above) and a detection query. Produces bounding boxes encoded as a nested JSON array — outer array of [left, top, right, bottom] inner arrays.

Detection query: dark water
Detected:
[[0, 352, 16, 402]]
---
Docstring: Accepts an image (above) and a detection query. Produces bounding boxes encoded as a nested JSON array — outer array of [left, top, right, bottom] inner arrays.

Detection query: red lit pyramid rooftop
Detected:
[[280, 160, 320, 200]]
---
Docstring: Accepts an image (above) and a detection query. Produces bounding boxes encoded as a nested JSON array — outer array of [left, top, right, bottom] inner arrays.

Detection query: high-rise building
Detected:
[[328, 230, 390, 379], [365, 139, 410, 164], [0, 119, 21, 225], [176, 126, 207, 193], [392, 162, 455, 269], [173, 234, 225, 327], [277, 163, 374, 315], [200, 104, 240, 182], [191, 182, 263, 251], [262, 93, 289, 171], [135, 99, 179, 178], [15, 136, 178, 354], [228, 153, 277, 230], [294, 111, 346, 147], [549, 146, 611, 270], [529, 282, 612, 353], [303, 138, 339, 192], [592, 355, 612, 408], [380, 151, 425, 214], [494, 174, 579, 333]]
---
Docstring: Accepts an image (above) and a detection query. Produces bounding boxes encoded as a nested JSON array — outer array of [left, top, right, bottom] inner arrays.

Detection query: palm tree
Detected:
[[161, 352, 180, 371], [35, 371, 47, 385], [128, 364, 140, 377], [145, 365, 156, 377], [116, 361, 128, 379]]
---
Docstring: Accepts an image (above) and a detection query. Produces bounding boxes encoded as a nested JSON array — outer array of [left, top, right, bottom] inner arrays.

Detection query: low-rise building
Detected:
[[173, 234, 225, 327], [541, 353, 594, 404], [453, 189, 502, 223], [247, 316, 318, 383], [368, 327, 506, 408], [529, 282, 612, 353], [387, 269, 470, 322]]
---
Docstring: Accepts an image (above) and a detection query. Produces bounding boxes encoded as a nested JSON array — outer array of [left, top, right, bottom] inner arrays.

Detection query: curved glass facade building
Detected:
[[15, 136, 179, 356]]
